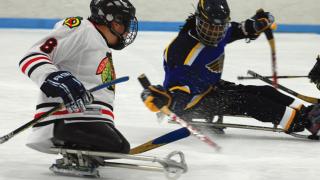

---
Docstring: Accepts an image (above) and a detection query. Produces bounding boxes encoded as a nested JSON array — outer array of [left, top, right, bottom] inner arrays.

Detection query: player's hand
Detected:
[[251, 9, 275, 33], [40, 71, 93, 113], [243, 9, 275, 36], [141, 85, 172, 112], [308, 55, 320, 89]]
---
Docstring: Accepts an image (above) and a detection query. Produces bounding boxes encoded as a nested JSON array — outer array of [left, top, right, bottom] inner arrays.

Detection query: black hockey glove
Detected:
[[40, 71, 93, 113], [308, 55, 320, 90], [242, 9, 275, 36], [141, 85, 172, 112]]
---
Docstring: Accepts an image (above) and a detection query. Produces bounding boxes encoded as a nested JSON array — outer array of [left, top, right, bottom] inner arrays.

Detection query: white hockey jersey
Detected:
[[20, 17, 117, 153]]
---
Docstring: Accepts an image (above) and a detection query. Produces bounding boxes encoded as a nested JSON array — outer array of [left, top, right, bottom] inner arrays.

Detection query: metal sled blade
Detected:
[[50, 163, 100, 178], [50, 148, 187, 180], [161, 151, 188, 180]]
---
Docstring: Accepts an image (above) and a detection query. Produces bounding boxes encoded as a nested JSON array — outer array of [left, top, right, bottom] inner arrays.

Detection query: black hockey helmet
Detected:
[[195, 0, 230, 46], [89, 0, 138, 50]]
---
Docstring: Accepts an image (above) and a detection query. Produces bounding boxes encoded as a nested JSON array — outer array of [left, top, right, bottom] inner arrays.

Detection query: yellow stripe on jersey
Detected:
[[184, 43, 204, 65], [169, 86, 191, 94], [185, 86, 214, 110]]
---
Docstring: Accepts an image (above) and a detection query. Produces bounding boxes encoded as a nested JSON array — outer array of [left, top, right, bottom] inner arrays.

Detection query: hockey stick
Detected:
[[237, 75, 308, 80], [248, 70, 320, 104], [265, 28, 278, 88], [0, 76, 129, 144], [129, 127, 190, 155], [257, 8, 278, 88], [138, 74, 221, 151]]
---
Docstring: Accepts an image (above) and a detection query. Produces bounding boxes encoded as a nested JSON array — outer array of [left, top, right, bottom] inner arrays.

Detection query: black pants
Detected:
[[52, 121, 130, 154], [171, 83, 296, 124]]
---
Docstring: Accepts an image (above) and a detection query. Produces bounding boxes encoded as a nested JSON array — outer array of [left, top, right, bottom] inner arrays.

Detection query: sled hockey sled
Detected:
[[49, 147, 188, 180]]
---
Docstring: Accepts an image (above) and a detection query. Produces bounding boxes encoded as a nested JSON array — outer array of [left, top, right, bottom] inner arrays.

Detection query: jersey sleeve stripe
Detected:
[[21, 56, 51, 74], [27, 61, 52, 77], [19, 52, 49, 66]]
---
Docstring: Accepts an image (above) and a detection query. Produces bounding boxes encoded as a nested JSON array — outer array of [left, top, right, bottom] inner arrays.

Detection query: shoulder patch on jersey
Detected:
[[63, 17, 83, 29]]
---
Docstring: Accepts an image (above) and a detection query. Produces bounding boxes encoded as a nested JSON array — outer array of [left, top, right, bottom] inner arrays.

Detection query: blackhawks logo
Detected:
[[63, 17, 83, 29], [96, 53, 116, 90]]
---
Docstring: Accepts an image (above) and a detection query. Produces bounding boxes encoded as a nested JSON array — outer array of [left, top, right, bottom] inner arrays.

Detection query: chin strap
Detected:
[[108, 26, 125, 50]]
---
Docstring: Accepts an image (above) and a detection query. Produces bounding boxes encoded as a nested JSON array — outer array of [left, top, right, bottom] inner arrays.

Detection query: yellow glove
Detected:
[[141, 85, 172, 112]]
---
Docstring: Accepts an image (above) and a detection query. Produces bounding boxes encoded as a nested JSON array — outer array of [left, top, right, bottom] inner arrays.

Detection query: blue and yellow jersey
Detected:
[[163, 27, 233, 95]]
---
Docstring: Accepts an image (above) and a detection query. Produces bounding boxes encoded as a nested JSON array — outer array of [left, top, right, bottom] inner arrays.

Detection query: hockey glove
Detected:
[[40, 71, 93, 113], [141, 85, 172, 112], [308, 55, 320, 84], [242, 9, 275, 36], [308, 55, 320, 90]]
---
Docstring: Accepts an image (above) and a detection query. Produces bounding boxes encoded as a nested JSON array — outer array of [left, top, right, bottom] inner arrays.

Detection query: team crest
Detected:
[[96, 53, 116, 90], [206, 53, 225, 73], [63, 17, 82, 29]]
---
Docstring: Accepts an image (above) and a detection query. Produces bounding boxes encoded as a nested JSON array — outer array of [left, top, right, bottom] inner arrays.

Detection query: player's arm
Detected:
[[18, 19, 92, 112], [141, 66, 212, 113], [228, 10, 275, 43], [141, 63, 189, 113]]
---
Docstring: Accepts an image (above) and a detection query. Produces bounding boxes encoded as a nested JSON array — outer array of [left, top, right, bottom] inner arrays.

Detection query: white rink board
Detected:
[[0, 0, 320, 24]]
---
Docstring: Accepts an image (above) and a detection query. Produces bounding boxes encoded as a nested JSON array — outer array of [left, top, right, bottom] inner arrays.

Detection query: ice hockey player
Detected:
[[19, 0, 138, 170], [140, 0, 320, 139]]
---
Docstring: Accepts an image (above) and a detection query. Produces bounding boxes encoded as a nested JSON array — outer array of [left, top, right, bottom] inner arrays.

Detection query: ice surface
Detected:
[[0, 29, 320, 180]]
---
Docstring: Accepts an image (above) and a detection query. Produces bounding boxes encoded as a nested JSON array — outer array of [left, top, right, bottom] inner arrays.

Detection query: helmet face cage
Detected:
[[121, 16, 138, 48], [195, 13, 229, 46], [195, 0, 230, 46], [110, 10, 138, 49]]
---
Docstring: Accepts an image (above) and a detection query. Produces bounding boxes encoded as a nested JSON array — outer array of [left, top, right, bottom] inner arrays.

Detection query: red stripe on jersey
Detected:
[[34, 110, 68, 119], [34, 109, 114, 119], [21, 56, 51, 73], [100, 109, 115, 119]]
